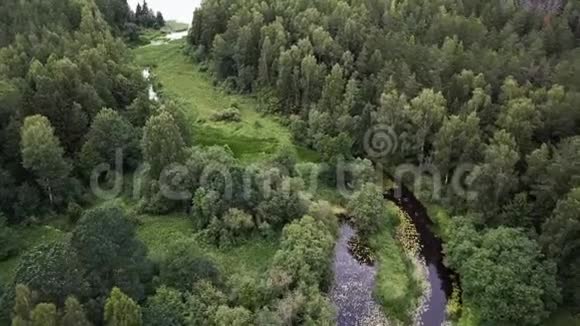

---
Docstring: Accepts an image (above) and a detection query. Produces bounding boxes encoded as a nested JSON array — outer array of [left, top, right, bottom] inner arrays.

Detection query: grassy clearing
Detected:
[[136, 214, 278, 277], [0, 210, 277, 287], [371, 203, 424, 324], [132, 40, 318, 163]]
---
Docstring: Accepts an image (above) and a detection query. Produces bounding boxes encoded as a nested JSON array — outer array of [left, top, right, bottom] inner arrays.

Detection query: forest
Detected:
[[0, 0, 579, 325]]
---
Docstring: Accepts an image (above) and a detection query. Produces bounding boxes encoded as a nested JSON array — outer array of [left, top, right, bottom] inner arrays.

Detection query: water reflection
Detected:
[[331, 225, 389, 326]]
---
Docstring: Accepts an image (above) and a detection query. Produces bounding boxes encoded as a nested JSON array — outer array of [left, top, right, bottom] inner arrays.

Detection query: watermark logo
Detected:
[[364, 124, 399, 158]]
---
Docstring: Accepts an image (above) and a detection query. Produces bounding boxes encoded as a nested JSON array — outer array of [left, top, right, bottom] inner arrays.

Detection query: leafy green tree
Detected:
[[256, 183, 308, 228], [143, 286, 186, 326], [71, 207, 150, 301], [159, 240, 221, 292], [221, 208, 255, 244], [497, 97, 541, 153], [125, 94, 156, 127], [14, 241, 88, 306], [348, 183, 384, 238], [270, 145, 298, 176], [227, 274, 266, 311], [299, 55, 324, 108], [540, 188, 580, 310], [407, 89, 447, 161], [80, 108, 140, 172], [11, 284, 34, 326], [444, 216, 481, 269], [185, 281, 227, 326], [468, 130, 520, 222], [457, 227, 560, 325], [318, 64, 345, 114], [529, 137, 580, 220], [104, 288, 142, 326], [20, 115, 71, 206], [433, 112, 483, 181], [62, 296, 92, 326], [141, 112, 186, 179], [31, 303, 57, 326], [191, 188, 224, 230], [213, 306, 253, 326], [270, 216, 335, 288], [497, 193, 533, 228]]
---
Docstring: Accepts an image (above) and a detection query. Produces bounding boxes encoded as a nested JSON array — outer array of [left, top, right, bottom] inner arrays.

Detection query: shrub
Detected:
[[210, 107, 241, 122], [347, 183, 384, 238], [160, 240, 221, 291], [222, 209, 255, 240], [446, 283, 462, 321], [186, 281, 227, 325]]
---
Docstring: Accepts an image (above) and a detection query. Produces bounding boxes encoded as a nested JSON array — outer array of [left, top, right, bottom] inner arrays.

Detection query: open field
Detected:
[[132, 40, 319, 163], [0, 210, 278, 287], [137, 214, 278, 277]]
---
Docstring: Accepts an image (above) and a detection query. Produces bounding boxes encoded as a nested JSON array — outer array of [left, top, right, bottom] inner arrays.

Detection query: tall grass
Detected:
[[370, 203, 424, 324]]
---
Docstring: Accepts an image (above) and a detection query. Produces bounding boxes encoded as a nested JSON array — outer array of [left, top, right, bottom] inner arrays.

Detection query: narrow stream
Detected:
[[142, 68, 159, 101], [385, 186, 455, 326]]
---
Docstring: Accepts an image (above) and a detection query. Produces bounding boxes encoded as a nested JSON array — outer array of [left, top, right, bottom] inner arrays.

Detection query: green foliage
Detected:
[[270, 215, 335, 289], [104, 287, 142, 326], [141, 111, 186, 179], [434, 112, 483, 179], [71, 207, 151, 301], [21, 115, 72, 207], [11, 284, 34, 326], [14, 240, 88, 306], [0, 214, 18, 261], [447, 224, 560, 325], [185, 281, 227, 326], [210, 107, 242, 122], [159, 240, 221, 292], [348, 183, 384, 238], [540, 188, 580, 310], [529, 137, 580, 221], [191, 188, 223, 230], [371, 204, 423, 324], [468, 130, 520, 221], [143, 286, 186, 326], [213, 305, 253, 326], [31, 303, 58, 326], [62, 296, 92, 326], [80, 108, 140, 173], [219, 208, 256, 245]]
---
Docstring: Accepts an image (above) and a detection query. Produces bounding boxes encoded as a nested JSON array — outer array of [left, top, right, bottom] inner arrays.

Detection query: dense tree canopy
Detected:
[[188, 0, 580, 322], [0, 0, 579, 324]]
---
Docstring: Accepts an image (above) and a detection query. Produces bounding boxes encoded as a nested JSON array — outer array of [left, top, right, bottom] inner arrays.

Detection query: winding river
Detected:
[[146, 24, 456, 326], [332, 186, 455, 326], [385, 186, 455, 326]]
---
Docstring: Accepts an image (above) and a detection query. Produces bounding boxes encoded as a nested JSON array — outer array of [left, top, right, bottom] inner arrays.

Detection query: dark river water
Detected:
[[385, 186, 455, 326], [331, 185, 455, 326]]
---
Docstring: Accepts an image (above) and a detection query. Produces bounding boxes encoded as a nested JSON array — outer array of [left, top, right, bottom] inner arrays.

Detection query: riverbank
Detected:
[[371, 202, 426, 325]]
